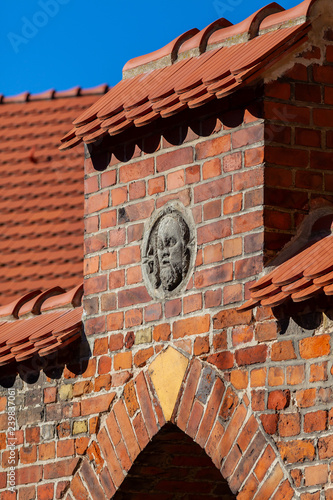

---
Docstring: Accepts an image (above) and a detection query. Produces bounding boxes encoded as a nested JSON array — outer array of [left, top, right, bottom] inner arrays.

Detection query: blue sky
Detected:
[[1, 0, 301, 96]]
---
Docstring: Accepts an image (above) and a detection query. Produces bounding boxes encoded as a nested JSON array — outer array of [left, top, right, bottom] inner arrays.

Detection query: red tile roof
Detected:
[[239, 227, 333, 311], [0, 85, 108, 304], [0, 284, 83, 366], [60, 0, 318, 150]]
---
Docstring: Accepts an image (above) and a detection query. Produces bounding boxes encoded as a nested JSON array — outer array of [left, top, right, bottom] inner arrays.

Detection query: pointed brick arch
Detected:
[[67, 348, 295, 500]]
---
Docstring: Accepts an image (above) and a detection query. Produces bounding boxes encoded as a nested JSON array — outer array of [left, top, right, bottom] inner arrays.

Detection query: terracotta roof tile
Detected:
[[0, 85, 108, 304], [239, 232, 333, 311], [0, 285, 83, 367], [61, 0, 318, 151]]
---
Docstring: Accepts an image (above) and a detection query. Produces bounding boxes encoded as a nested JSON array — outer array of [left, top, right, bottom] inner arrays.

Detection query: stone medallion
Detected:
[[142, 201, 196, 299]]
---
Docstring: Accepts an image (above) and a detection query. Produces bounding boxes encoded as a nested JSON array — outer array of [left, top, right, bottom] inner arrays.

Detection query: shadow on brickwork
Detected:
[[0, 333, 91, 389], [274, 295, 333, 337], [114, 423, 236, 500]]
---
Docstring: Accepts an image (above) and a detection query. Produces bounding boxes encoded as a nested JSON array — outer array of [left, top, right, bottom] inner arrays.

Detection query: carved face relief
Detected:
[[142, 202, 196, 299]]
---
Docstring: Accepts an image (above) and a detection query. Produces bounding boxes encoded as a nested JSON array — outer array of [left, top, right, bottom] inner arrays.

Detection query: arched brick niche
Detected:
[[67, 348, 294, 500], [114, 423, 236, 499]]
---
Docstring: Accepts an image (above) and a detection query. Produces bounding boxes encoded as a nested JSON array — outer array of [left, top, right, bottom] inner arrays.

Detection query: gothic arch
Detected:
[[66, 347, 295, 500]]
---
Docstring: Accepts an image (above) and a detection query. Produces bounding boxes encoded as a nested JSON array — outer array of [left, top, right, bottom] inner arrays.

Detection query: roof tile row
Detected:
[[60, 0, 317, 150], [0, 285, 83, 367]]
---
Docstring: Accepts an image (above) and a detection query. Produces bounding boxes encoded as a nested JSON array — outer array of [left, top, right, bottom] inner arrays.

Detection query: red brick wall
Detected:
[[2, 29, 333, 500], [264, 30, 333, 261]]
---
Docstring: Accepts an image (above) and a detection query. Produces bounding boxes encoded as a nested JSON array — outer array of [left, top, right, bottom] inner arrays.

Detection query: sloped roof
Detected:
[[60, 0, 318, 150], [239, 216, 333, 310], [0, 284, 83, 366], [0, 85, 108, 304]]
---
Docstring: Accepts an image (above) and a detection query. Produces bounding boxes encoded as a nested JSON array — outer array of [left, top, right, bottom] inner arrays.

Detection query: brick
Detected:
[[114, 352, 132, 370], [44, 458, 79, 480], [57, 438, 75, 458], [99, 468, 116, 499], [266, 81, 291, 99], [196, 134, 230, 159], [167, 169, 185, 190], [234, 255, 262, 280], [268, 390, 290, 410], [156, 147, 193, 172], [124, 308, 142, 328], [305, 464, 328, 486], [271, 340, 296, 361], [196, 378, 225, 447], [85, 191, 108, 215], [20, 446, 37, 464], [118, 286, 151, 307], [80, 459, 107, 500], [202, 158, 221, 179], [260, 414, 279, 435], [299, 334, 330, 359], [148, 176, 165, 195], [101, 292, 116, 311], [237, 474, 259, 500], [232, 125, 264, 149], [101, 251, 117, 270], [177, 359, 202, 431], [224, 193, 242, 214], [109, 333, 123, 351], [310, 362, 327, 382], [206, 420, 224, 467], [237, 414, 258, 453], [97, 428, 123, 487], [277, 440, 315, 463], [111, 186, 127, 206], [106, 312, 124, 332], [134, 347, 154, 367], [295, 127, 321, 148], [304, 410, 327, 433], [98, 355, 112, 374], [85, 274, 107, 295], [218, 404, 247, 460], [233, 210, 263, 234], [254, 444, 275, 481], [313, 107, 333, 127], [195, 263, 232, 288], [279, 413, 300, 437], [119, 158, 153, 183], [236, 345, 267, 366], [185, 164, 200, 184], [295, 388, 316, 408], [203, 199, 221, 221], [229, 432, 266, 494], [318, 434, 333, 459], [253, 462, 284, 500], [230, 370, 248, 390], [207, 351, 234, 370], [39, 442, 55, 461], [194, 176, 232, 203], [198, 219, 231, 244], [127, 265, 142, 285], [271, 480, 294, 500], [165, 298, 181, 318], [81, 393, 115, 416], [205, 288, 222, 307], [250, 367, 266, 387], [95, 374, 111, 392], [186, 400, 204, 439], [86, 215, 98, 233], [135, 372, 158, 438], [37, 484, 54, 500], [232, 325, 253, 346], [234, 166, 263, 191], [221, 443, 242, 479], [173, 315, 210, 339], [132, 412, 150, 451], [268, 366, 284, 386], [44, 387, 57, 404], [84, 233, 107, 254], [214, 308, 252, 329], [153, 323, 171, 342], [286, 364, 305, 385]]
